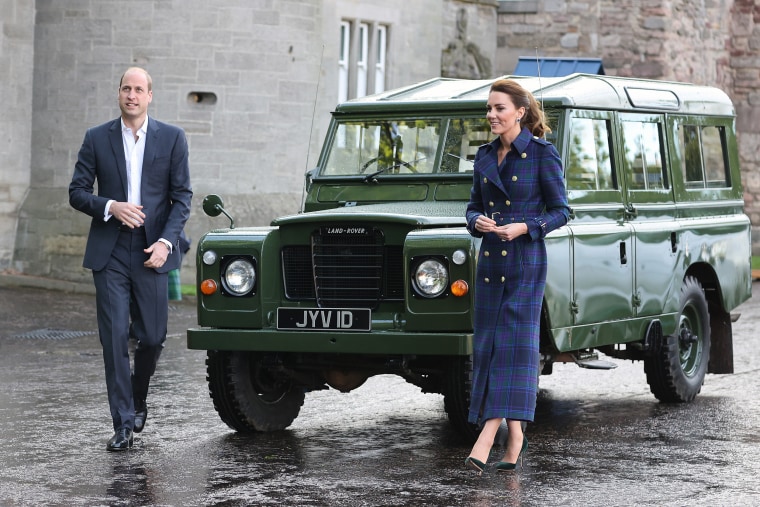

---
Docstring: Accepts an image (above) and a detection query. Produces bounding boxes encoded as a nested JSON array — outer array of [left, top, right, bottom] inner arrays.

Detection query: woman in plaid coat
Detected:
[[464, 79, 569, 472]]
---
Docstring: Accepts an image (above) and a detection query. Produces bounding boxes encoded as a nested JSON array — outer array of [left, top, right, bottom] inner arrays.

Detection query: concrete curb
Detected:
[[0, 273, 96, 294]]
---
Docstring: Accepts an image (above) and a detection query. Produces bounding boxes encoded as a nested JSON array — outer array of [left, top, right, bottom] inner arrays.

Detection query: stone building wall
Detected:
[[730, 0, 760, 246], [4, 0, 757, 286], [496, 0, 760, 252], [7, 0, 478, 286], [0, 1, 34, 271]]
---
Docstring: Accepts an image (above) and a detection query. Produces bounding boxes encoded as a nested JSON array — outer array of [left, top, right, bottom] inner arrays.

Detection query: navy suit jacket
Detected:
[[69, 116, 193, 273]]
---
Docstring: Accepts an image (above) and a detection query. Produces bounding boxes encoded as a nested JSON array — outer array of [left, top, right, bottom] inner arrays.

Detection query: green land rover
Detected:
[[188, 74, 751, 440]]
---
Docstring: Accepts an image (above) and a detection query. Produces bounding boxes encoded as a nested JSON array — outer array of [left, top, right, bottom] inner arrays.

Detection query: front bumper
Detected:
[[187, 328, 473, 355]]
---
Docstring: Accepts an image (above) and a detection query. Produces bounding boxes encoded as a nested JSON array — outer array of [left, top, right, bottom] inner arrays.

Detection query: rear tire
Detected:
[[443, 356, 479, 443], [644, 277, 711, 402], [206, 351, 305, 432]]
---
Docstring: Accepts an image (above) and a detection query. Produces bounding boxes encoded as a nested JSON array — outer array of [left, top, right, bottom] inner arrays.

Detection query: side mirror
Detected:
[[202, 194, 235, 229]]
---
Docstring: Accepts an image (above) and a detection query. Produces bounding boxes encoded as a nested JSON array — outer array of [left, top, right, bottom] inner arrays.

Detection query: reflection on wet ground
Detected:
[[1, 285, 760, 506]]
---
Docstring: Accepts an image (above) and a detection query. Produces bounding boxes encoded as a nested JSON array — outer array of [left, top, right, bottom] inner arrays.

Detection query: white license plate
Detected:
[[276, 308, 371, 332]]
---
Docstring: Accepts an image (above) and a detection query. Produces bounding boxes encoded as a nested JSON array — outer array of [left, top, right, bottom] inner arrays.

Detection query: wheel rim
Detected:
[[677, 303, 703, 377], [250, 362, 289, 405]]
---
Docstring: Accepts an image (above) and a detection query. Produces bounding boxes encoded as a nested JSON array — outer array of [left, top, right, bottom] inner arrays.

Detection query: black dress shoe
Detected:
[[106, 428, 134, 452], [133, 400, 148, 434]]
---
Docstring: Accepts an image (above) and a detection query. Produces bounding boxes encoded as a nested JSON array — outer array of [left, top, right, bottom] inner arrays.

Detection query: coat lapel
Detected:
[[141, 116, 159, 192], [108, 120, 128, 200], [480, 138, 508, 197]]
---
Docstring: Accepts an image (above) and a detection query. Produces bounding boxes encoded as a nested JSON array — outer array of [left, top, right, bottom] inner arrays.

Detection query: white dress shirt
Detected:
[[104, 117, 172, 253]]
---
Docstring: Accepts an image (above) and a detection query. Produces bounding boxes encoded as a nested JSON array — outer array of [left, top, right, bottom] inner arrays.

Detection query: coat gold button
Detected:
[[512, 175, 518, 181], [484, 251, 490, 257], [521, 153, 527, 159], [488, 201, 494, 206], [505, 200, 511, 206], [502, 250, 507, 256], [501, 276, 505, 282], [483, 177, 488, 183], [484, 277, 490, 283]]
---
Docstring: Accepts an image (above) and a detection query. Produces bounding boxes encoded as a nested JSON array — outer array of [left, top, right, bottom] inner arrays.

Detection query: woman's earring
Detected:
[[516, 116, 521, 124]]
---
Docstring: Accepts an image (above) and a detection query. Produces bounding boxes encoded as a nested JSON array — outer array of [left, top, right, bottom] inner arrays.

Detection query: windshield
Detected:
[[321, 117, 491, 177]]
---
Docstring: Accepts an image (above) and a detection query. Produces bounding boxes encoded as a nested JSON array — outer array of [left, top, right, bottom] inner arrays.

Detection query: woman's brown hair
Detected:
[[489, 79, 550, 138]]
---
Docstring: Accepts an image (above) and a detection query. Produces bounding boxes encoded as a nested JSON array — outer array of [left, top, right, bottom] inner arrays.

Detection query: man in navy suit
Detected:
[[69, 67, 192, 451]]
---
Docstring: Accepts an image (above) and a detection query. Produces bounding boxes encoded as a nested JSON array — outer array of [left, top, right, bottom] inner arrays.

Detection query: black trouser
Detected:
[[92, 228, 167, 431]]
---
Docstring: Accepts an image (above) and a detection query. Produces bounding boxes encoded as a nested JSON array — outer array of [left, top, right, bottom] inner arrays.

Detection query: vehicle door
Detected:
[[560, 110, 635, 332], [618, 112, 678, 317]]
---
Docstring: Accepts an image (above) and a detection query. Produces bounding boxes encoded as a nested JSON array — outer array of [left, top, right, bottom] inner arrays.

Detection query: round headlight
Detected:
[[413, 259, 448, 298], [223, 258, 256, 295]]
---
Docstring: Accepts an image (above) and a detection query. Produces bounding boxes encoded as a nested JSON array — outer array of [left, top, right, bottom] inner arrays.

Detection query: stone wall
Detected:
[[8, 0, 464, 285], [6, 0, 757, 286], [0, 1, 34, 271], [730, 0, 760, 248], [496, 0, 760, 252]]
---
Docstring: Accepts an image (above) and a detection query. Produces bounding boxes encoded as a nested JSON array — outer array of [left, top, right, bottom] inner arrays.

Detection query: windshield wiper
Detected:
[[362, 156, 426, 183], [445, 153, 474, 165]]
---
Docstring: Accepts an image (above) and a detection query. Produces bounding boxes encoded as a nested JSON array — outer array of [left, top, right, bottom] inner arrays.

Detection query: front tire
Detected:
[[206, 351, 305, 432], [644, 276, 711, 402], [443, 356, 479, 443]]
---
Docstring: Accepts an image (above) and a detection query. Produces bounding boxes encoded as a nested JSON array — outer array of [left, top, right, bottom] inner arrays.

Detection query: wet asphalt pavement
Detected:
[[1, 282, 760, 506]]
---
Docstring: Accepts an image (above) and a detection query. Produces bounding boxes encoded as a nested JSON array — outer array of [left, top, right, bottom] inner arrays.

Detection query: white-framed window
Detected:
[[339, 20, 388, 100], [356, 23, 369, 98], [374, 25, 386, 94], [338, 21, 350, 104]]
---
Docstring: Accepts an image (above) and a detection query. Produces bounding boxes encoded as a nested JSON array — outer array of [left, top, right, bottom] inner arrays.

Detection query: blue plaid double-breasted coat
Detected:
[[465, 128, 569, 425]]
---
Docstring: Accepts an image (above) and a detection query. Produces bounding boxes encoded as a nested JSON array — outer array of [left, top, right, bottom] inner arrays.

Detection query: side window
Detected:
[[678, 124, 730, 188], [566, 117, 615, 190], [440, 118, 490, 173], [680, 125, 702, 185], [621, 118, 668, 190]]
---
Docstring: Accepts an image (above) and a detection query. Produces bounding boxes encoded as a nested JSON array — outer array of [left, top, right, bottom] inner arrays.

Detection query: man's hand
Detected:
[[111, 202, 145, 228], [144, 241, 169, 269]]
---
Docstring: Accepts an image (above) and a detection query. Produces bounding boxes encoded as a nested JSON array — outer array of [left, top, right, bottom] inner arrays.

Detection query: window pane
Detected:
[[374, 25, 386, 94], [338, 22, 350, 103], [566, 117, 614, 190], [622, 119, 666, 190], [702, 126, 729, 188], [440, 118, 491, 173], [323, 119, 442, 176], [356, 23, 368, 98], [678, 124, 703, 187]]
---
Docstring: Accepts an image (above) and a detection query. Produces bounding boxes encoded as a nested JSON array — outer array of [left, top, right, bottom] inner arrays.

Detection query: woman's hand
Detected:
[[491, 222, 528, 241], [474, 215, 497, 234]]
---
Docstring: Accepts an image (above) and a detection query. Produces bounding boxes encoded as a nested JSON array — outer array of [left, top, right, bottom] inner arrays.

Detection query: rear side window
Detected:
[[566, 116, 615, 191], [621, 118, 668, 190], [679, 124, 730, 188]]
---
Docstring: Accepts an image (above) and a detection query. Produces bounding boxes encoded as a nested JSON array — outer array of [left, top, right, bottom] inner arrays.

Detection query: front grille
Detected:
[[281, 227, 404, 308]]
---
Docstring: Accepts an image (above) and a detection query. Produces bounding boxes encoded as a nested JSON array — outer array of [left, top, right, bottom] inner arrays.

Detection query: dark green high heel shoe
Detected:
[[464, 456, 486, 474], [495, 436, 528, 472]]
